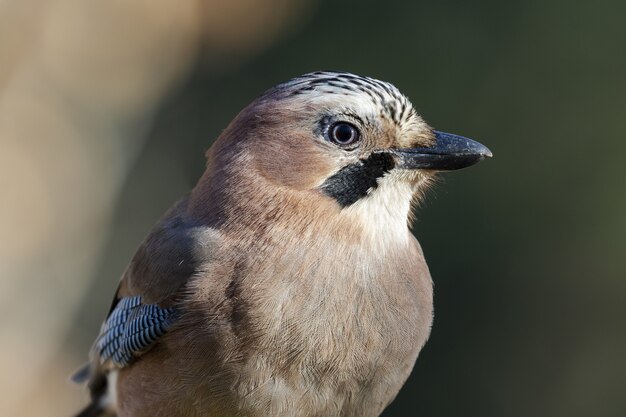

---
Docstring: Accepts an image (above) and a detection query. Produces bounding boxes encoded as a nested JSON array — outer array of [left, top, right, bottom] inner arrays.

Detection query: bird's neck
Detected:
[[188, 165, 420, 255]]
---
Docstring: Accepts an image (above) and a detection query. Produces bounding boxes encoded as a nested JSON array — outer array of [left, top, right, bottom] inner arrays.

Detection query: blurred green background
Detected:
[[2, 0, 625, 416]]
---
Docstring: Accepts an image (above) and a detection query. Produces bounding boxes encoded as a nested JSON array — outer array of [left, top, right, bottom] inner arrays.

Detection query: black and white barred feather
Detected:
[[95, 296, 177, 367], [275, 71, 417, 126]]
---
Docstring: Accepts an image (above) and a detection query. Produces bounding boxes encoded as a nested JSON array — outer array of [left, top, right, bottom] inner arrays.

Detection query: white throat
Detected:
[[341, 171, 420, 252]]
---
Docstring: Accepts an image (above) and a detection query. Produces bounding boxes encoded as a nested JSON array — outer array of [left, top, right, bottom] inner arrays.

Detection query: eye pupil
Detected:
[[330, 122, 359, 146]]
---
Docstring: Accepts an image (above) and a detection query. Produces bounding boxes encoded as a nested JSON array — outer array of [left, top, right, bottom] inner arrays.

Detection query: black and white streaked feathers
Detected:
[[274, 71, 417, 127], [95, 296, 177, 367]]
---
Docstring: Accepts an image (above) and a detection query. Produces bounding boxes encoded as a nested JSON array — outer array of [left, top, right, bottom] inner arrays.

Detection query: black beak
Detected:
[[392, 131, 493, 171]]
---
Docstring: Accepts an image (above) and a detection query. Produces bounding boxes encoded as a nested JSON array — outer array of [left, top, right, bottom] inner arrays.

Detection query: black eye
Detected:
[[329, 122, 360, 147]]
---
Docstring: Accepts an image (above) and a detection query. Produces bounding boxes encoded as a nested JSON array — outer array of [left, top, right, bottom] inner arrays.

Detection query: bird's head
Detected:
[[192, 72, 491, 246]]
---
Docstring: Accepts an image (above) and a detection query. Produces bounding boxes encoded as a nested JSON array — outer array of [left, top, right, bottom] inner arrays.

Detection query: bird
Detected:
[[72, 71, 492, 417]]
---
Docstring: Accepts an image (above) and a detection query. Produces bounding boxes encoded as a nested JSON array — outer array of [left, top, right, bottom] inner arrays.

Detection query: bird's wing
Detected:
[[93, 295, 178, 368], [95, 199, 205, 366], [72, 199, 217, 412]]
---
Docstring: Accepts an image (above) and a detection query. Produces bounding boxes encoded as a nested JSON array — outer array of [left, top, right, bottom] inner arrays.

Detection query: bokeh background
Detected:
[[2, 0, 625, 416]]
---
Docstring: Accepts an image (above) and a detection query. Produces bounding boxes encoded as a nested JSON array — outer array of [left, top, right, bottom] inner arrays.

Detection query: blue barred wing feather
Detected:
[[95, 296, 177, 367]]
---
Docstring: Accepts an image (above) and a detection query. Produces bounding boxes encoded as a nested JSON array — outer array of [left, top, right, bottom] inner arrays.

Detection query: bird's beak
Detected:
[[391, 131, 493, 171]]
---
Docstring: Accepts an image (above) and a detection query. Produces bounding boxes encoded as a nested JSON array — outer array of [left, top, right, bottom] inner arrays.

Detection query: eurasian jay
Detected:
[[73, 71, 491, 417]]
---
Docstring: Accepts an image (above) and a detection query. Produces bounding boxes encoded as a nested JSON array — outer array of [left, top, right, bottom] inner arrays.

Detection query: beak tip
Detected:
[[465, 138, 492, 159], [472, 146, 492, 166]]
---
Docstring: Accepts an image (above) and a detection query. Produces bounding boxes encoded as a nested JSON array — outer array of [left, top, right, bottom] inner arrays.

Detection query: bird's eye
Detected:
[[329, 122, 360, 147]]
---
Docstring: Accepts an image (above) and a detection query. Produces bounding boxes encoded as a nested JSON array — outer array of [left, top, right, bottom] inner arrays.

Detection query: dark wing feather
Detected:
[[95, 296, 177, 367], [119, 302, 177, 364], [96, 297, 141, 365], [72, 198, 218, 417]]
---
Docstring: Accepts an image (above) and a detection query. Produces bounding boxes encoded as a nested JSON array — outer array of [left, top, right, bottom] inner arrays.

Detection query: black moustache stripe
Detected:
[[320, 152, 395, 207]]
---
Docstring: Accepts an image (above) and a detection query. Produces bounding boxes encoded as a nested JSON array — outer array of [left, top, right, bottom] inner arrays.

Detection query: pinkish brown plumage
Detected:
[[73, 71, 491, 417]]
